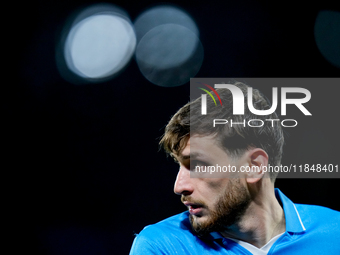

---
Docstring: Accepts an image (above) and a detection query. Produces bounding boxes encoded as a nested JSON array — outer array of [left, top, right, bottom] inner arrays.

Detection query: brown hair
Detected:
[[160, 81, 284, 181]]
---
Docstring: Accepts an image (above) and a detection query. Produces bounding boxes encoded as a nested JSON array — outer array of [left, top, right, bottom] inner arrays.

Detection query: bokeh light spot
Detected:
[[134, 5, 199, 42], [57, 4, 136, 83], [314, 10, 340, 68], [134, 5, 203, 87]]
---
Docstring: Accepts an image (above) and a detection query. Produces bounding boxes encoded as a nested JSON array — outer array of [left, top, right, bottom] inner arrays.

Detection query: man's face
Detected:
[[174, 135, 251, 236]]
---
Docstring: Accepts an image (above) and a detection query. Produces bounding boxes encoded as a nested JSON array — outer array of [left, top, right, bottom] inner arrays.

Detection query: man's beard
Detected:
[[187, 179, 251, 237]]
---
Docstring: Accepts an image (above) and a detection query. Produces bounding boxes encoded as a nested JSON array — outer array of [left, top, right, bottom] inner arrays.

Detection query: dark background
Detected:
[[6, 0, 340, 254]]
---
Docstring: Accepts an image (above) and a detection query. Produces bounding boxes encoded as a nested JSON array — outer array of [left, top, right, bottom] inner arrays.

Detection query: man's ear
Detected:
[[244, 148, 269, 184]]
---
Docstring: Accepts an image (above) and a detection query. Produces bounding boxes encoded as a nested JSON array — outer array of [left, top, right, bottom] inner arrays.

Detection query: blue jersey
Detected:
[[130, 189, 340, 254]]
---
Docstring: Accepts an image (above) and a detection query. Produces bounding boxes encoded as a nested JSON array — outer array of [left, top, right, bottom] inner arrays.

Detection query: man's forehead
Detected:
[[176, 134, 221, 159], [187, 134, 220, 147]]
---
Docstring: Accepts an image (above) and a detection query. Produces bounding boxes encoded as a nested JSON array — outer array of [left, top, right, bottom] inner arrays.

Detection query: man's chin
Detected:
[[189, 214, 216, 237], [189, 214, 204, 224]]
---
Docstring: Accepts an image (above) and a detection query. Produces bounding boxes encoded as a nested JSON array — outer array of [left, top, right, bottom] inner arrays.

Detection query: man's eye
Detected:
[[190, 160, 207, 171]]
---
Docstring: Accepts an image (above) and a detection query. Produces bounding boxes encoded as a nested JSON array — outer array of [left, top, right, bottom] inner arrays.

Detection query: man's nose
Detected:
[[174, 165, 194, 195]]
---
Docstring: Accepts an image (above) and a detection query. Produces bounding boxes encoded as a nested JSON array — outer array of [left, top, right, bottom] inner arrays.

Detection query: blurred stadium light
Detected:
[[134, 5, 204, 87], [314, 10, 340, 69], [56, 4, 136, 84]]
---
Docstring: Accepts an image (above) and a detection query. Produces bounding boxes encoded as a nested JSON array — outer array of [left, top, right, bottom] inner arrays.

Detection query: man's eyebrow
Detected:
[[178, 152, 204, 161], [179, 155, 190, 160]]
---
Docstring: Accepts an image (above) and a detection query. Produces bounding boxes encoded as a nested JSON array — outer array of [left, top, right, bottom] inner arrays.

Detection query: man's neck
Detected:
[[221, 187, 286, 248]]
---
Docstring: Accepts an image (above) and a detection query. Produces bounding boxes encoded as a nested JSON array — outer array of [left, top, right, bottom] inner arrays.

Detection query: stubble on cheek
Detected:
[[188, 179, 251, 237]]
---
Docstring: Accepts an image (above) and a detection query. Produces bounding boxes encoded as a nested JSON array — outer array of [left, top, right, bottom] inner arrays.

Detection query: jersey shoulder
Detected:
[[137, 211, 193, 239], [296, 203, 340, 232], [130, 212, 222, 255]]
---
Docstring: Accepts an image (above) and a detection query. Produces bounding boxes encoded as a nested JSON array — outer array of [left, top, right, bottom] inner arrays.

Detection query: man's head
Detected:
[[159, 81, 284, 236], [160, 81, 284, 181]]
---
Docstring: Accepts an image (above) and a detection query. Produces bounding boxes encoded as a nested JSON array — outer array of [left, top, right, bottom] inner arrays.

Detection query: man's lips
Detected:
[[183, 202, 204, 215]]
